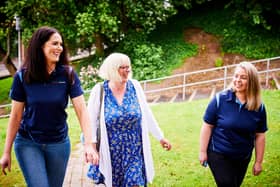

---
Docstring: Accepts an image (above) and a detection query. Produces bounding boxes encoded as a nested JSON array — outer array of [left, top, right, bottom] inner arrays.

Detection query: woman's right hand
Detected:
[[160, 138, 172, 151], [84, 142, 99, 165], [199, 123, 213, 167], [0, 153, 11, 175]]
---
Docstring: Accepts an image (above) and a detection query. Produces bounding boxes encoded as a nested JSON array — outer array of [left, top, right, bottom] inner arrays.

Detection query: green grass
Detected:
[[0, 78, 12, 104], [150, 90, 280, 187], [0, 90, 279, 186]]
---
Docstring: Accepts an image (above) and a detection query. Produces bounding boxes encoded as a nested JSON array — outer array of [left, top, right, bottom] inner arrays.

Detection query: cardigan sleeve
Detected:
[[144, 102, 164, 140], [87, 83, 102, 142], [132, 79, 164, 141]]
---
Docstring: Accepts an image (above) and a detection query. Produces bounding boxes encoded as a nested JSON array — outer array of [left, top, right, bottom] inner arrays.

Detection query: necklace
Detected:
[[47, 65, 55, 74]]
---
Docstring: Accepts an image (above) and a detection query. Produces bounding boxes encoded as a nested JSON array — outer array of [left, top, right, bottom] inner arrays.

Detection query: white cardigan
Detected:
[[87, 79, 164, 187]]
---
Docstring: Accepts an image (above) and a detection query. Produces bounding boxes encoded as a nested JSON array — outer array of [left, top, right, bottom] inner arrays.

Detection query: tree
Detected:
[[0, 0, 82, 55], [225, 0, 280, 30], [75, 0, 177, 56], [171, 0, 206, 9], [75, 0, 119, 57], [117, 0, 176, 33], [0, 0, 17, 76]]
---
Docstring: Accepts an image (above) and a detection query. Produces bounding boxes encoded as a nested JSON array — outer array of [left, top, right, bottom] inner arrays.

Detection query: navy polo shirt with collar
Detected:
[[203, 89, 267, 159], [10, 65, 83, 143]]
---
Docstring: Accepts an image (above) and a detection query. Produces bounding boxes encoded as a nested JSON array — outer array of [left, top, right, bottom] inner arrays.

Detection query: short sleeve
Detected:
[[256, 104, 268, 133], [203, 96, 218, 126], [9, 71, 26, 102], [69, 71, 84, 98]]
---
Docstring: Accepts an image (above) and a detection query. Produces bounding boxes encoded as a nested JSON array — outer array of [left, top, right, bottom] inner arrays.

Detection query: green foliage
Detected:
[[132, 44, 165, 80], [1, 0, 279, 86], [117, 31, 149, 53], [181, 3, 280, 59], [148, 16, 198, 74], [79, 65, 102, 91], [215, 57, 223, 67], [114, 13, 198, 81], [75, 1, 119, 43], [73, 55, 104, 90], [0, 0, 82, 54], [156, 37, 197, 73], [111, 11, 199, 80], [123, 0, 176, 33], [172, 0, 208, 9], [115, 31, 167, 80], [221, 20, 280, 58], [225, 0, 279, 31]]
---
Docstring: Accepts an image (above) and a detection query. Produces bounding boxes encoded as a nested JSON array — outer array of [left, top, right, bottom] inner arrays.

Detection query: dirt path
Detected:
[[175, 27, 247, 73], [144, 28, 249, 101]]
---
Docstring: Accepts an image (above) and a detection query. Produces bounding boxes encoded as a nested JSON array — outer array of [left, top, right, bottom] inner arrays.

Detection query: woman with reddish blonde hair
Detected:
[[199, 61, 267, 187]]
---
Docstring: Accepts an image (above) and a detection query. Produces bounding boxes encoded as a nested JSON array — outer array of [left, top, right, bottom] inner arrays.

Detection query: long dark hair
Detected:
[[23, 26, 72, 83]]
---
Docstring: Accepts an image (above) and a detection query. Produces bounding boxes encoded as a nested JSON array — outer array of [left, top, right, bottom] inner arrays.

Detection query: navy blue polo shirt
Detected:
[[203, 89, 267, 159], [10, 65, 83, 143]]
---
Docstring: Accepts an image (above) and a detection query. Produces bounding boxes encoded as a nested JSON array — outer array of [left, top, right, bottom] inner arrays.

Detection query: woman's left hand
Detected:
[[253, 162, 262, 176], [84, 143, 99, 165], [160, 138, 172, 151]]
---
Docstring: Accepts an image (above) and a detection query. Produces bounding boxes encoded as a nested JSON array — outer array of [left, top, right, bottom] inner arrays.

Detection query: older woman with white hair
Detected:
[[87, 52, 172, 187]]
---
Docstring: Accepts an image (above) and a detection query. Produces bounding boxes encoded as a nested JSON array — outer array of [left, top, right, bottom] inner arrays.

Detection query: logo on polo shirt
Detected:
[[51, 81, 66, 84]]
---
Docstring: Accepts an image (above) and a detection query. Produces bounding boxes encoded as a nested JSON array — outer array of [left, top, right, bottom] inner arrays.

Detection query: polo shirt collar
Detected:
[[226, 89, 246, 111], [225, 89, 235, 102], [50, 64, 64, 75]]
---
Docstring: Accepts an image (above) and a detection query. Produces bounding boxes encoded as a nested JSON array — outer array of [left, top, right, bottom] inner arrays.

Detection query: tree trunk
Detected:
[[0, 32, 17, 76], [94, 33, 104, 57], [120, 2, 129, 33]]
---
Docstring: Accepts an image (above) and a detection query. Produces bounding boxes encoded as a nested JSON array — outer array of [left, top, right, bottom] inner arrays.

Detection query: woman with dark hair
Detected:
[[0, 26, 97, 187]]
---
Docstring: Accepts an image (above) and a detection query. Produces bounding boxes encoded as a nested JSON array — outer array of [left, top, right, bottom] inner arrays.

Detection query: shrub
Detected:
[[215, 57, 223, 67], [115, 31, 166, 80], [79, 65, 101, 90], [132, 44, 166, 80]]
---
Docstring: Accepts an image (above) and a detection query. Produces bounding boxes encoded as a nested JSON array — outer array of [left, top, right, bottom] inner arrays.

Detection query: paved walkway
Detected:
[[0, 64, 12, 78], [63, 143, 104, 187]]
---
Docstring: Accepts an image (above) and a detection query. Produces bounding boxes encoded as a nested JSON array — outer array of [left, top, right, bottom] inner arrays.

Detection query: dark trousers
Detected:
[[207, 151, 251, 187]]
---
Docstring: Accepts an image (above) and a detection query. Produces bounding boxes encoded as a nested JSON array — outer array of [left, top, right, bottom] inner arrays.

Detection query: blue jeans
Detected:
[[14, 134, 71, 187]]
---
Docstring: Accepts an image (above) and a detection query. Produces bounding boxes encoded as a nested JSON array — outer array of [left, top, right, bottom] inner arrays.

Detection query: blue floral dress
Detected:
[[87, 80, 147, 187]]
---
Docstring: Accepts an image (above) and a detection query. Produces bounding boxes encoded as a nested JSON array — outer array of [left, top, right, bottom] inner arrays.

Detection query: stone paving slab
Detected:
[[63, 143, 98, 187], [0, 64, 11, 78]]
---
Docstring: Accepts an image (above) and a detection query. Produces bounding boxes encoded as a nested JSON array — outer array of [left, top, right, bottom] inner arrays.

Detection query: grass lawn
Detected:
[[0, 90, 279, 186], [0, 77, 12, 104]]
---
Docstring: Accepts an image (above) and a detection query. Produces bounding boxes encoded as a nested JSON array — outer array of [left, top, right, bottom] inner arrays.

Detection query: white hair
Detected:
[[98, 53, 132, 81]]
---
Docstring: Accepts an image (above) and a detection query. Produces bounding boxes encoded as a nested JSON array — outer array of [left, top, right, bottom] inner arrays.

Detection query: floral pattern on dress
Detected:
[[87, 80, 146, 187]]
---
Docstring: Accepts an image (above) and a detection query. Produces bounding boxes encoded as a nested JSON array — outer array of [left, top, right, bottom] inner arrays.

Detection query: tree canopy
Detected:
[[0, 0, 279, 75]]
